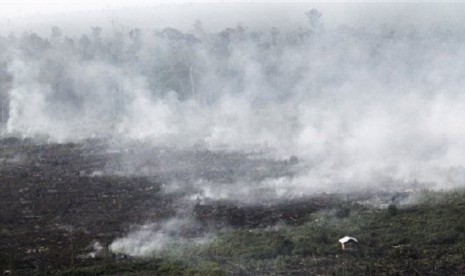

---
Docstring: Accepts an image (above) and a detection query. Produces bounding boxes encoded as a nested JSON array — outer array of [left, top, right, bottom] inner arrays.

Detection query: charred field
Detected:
[[1, 138, 465, 275], [3, 5, 465, 273]]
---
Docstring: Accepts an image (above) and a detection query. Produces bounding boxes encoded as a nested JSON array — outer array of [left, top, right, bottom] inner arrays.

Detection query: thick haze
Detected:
[[2, 2, 465, 194], [2, 2, 465, 34]]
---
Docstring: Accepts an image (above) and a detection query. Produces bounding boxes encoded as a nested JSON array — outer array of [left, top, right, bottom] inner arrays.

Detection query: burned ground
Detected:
[[1, 138, 465, 275], [0, 139, 171, 273], [0, 138, 313, 274]]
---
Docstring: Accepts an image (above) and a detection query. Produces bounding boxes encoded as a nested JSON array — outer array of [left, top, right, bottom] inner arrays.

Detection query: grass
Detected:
[[5, 189, 465, 275], [168, 189, 465, 275]]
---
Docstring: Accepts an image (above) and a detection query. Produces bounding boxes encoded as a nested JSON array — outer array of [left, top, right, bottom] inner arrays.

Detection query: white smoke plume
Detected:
[[110, 217, 212, 257], [1, 6, 465, 197]]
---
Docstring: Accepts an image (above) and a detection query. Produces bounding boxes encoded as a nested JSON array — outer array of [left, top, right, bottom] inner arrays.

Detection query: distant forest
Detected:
[[0, 8, 463, 142], [0, 10, 328, 123]]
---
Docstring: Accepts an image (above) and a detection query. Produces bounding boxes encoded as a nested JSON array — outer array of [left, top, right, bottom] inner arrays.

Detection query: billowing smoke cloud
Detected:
[[2, 8, 465, 194]]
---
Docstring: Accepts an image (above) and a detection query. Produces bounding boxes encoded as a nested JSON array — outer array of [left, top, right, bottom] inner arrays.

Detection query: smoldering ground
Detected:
[[2, 4, 465, 258]]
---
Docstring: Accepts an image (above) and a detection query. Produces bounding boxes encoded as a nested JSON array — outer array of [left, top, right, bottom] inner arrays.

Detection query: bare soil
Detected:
[[0, 138, 327, 274]]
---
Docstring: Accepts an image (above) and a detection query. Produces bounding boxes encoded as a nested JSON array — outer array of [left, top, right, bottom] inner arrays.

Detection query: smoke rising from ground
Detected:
[[110, 217, 212, 257], [4, 5, 465, 258], [2, 8, 465, 194]]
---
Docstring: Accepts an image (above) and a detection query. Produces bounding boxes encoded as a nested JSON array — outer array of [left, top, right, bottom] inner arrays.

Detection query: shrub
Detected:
[[387, 204, 398, 216]]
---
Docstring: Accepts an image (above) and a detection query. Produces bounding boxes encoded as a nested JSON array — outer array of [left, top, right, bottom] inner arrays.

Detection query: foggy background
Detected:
[[2, 2, 465, 197], [2, 2, 465, 191], [2, 1, 465, 35]]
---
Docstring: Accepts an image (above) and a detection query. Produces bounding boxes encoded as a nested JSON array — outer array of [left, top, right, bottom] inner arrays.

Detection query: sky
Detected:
[[1, 1, 465, 35]]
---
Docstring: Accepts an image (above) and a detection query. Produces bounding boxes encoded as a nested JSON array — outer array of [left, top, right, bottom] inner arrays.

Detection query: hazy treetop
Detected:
[[1, 2, 465, 35]]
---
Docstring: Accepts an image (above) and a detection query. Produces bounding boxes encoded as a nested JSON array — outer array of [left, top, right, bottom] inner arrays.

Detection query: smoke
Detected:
[[2, 9, 465, 190], [110, 217, 212, 257], [3, 5, 465, 256]]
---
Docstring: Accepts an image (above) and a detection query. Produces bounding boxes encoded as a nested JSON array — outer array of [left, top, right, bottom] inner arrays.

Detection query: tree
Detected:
[[51, 26, 62, 40], [305, 9, 323, 33]]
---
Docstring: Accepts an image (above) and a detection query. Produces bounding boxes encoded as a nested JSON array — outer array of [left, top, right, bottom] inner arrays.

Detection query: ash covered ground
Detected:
[[0, 137, 332, 273], [0, 137, 419, 275], [2, 139, 465, 275]]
